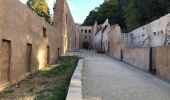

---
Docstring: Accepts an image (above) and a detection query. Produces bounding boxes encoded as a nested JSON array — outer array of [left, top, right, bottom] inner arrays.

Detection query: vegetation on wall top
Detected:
[[27, 0, 51, 23]]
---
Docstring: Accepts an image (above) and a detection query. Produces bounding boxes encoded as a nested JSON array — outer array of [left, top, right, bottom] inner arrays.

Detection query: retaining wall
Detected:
[[122, 48, 150, 71]]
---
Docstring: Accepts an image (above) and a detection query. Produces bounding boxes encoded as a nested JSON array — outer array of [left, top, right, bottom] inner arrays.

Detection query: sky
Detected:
[[19, 0, 104, 24]]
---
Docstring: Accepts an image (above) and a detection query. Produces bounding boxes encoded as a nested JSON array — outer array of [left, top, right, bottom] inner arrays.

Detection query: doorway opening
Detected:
[[47, 46, 50, 64], [150, 47, 156, 74], [26, 44, 32, 72], [108, 41, 110, 53], [0, 40, 11, 83], [120, 50, 123, 61], [58, 48, 60, 59]]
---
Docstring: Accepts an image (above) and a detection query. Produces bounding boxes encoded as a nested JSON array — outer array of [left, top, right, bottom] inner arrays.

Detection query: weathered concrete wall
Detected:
[[94, 19, 110, 52], [0, 0, 59, 89], [122, 13, 170, 48], [92, 22, 98, 49], [123, 48, 150, 71], [122, 25, 150, 48], [75, 24, 80, 50], [0, 0, 77, 90], [108, 25, 122, 60], [103, 20, 110, 53], [65, 2, 78, 51], [95, 30, 102, 51], [53, 0, 78, 54], [153, 46, 170, 80]]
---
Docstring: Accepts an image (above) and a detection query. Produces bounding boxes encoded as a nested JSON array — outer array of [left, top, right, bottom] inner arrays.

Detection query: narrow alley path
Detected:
[[82, 50, 170, 100]]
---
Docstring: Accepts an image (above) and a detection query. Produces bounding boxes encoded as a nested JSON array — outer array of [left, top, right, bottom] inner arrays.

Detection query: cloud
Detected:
[[19, 0, 27, 4], [46, 0, 55, 14]]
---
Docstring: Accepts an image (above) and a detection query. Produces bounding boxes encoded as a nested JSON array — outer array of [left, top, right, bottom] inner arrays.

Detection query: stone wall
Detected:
[[0, 0, 77, 90]]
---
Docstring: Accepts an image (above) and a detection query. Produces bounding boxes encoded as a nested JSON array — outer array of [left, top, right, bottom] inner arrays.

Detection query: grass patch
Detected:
[[0, 56, 79, 100], [3, 88, 15, 94], [36, 57, 78, 100], [36, 84, 67, 100]]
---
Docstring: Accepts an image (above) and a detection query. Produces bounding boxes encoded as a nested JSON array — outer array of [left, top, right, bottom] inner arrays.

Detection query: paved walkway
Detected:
[[82, 50, 170, 100]]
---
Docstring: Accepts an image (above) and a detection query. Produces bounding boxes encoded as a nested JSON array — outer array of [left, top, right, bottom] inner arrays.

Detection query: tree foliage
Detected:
[[82, 0, 121, 26], [82, 0, 170, 32], [82, 10, 97, 26], [27, 0, 51, 23]]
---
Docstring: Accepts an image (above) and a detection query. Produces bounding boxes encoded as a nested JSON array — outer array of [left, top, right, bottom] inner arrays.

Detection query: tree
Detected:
[[82, 10, 97, 26], [27, 0, 51, 23], [117, 0, 127, 31], [96, 0, 119, 25], [82, 0, 127, 32], [123, 0, 142, 31], [83, 0, 170, 32]]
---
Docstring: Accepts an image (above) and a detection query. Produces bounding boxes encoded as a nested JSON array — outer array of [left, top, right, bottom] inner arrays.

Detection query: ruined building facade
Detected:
[[53, 0, 79, 54], [0, 0, 79, 90], [79, 26, 93, 49], [93, 13, 170, 81]]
